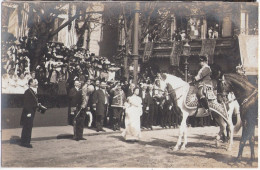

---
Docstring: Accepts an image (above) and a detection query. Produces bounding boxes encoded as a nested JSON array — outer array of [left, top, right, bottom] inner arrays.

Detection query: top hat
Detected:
[[38, 103, 47, 114]]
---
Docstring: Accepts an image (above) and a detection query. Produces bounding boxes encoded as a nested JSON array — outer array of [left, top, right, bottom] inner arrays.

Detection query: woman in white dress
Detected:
[[122, 87, 143, 141]]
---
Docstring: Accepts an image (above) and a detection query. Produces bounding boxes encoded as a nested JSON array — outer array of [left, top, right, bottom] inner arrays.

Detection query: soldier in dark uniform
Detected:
[[110, 83, 126, 131], [193, 56, 213, 118], [73, 84, 95, 141]]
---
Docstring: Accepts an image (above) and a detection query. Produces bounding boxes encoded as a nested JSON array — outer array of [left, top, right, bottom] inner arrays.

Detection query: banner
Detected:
[[170, 41, 183, 66], [8, 7, 19, 38], [142, 42, 153, 62], [18, 3, 29, 38], [238, 35, 258, 75], [200, 39, 216, 64]]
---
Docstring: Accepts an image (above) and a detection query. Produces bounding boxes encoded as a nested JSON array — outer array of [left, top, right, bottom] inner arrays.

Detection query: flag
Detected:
[[142, 42, 153, 62], [170, 41, 183, 66], [200, 39, 216, 64]]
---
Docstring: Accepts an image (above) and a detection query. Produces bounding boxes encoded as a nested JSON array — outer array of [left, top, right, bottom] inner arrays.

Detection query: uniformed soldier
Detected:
[[110, 82, 126, 131], [193, 56, 213, 119], [73, 83, 95, 141]]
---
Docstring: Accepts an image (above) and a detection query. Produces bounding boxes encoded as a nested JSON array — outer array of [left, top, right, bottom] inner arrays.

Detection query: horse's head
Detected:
[[217, 74, 231, 103]]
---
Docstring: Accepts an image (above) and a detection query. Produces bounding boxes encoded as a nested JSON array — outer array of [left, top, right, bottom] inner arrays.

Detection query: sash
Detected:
[[28, 88, 38, 104]]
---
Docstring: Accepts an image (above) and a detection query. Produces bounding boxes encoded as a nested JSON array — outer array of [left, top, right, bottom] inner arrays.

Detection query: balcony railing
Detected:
[[139, 37, 236, 58]]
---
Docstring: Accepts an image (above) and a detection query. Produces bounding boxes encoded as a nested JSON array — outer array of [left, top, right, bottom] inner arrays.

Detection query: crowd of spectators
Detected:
[[2, 36, 32, 94], [2, 35, 215, 129], [2, 36, 121, 95], [69, 77, 216, 132]]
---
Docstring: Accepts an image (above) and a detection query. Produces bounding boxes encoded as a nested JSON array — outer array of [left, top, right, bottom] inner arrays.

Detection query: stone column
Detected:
[[201, 17, 207, 39], [222, 13, 232, 37], [240, 11, 249, 35], [170, 14, 176, 41]]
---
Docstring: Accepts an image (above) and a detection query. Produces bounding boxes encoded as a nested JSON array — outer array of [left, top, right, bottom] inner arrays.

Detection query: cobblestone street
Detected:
[[1, 126, 258, 168]]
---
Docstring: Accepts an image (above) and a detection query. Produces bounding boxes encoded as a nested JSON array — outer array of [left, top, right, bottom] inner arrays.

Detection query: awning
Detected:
[[238, 35, 258, 75]]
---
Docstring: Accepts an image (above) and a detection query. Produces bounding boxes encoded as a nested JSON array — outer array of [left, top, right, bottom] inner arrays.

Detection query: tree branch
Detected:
[[49, 11, 103, 39], [141, 14, 170, 41], [141, 2, 157, 40]]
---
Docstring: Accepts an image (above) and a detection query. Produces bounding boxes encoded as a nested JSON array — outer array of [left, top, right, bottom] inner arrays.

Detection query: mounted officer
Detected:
[[192, 56, 213, 119]]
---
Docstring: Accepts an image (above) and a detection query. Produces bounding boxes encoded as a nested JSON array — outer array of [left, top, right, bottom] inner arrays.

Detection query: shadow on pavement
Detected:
[[189, 134, 215, 141], [9, 136, 21, 145], [57, 134, 74, 140]]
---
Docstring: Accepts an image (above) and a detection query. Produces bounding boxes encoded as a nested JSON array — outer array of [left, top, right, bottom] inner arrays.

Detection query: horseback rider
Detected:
[[193, 56, 213, 119]]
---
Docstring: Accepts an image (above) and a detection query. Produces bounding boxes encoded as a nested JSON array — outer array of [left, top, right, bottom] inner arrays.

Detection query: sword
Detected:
[[74, 108, 83, 121]]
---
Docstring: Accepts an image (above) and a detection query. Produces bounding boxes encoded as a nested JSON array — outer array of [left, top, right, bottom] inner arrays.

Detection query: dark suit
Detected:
[[163, 97, 174, 128], [140, 90, 147, 127], [142, 91, 154, 128], [68, 87, 81, 125], [20, 88, 38, 145], [92, 89, 108, 130], [126, 88, 134, 98]]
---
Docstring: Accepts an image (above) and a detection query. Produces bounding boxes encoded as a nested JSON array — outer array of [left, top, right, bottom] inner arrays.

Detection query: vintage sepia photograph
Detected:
[[1, 1, 258, 168]]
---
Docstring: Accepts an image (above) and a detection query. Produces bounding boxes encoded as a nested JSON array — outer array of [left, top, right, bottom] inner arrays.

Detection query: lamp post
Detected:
[[183, 41, 191, 82]]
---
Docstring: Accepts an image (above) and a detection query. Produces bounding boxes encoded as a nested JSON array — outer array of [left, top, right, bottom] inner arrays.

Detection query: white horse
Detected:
[[158, 73, 241, 151]]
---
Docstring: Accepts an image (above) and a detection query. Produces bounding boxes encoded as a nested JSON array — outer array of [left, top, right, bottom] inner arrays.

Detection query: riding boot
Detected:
[[201, 98, 213, 120]]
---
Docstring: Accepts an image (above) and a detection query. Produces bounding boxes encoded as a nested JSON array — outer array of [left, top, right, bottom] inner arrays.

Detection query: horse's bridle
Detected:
[[218, 75, 258, 106], [241, 89, 258, 105]]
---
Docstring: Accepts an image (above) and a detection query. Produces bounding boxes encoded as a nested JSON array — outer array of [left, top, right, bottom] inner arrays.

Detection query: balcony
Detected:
[[139, 37, 237, 58]]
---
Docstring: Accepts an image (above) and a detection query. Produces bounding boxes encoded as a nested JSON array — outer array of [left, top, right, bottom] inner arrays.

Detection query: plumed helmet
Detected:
[[199, 56, 208, 62]]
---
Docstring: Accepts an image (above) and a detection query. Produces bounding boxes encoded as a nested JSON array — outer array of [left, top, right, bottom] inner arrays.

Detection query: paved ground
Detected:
[[1, 126, 258, 168]]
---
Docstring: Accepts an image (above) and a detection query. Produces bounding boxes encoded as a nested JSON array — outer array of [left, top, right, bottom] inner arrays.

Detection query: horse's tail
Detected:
[[234, 111, 242, 134]]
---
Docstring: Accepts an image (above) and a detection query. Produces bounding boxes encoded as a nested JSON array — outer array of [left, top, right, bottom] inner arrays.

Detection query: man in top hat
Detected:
[[92, 81, 109, 132], [193, 55, 212, 118]]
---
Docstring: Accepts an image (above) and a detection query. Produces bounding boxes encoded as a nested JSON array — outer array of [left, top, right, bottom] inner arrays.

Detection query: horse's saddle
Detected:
[[204, 85, 216, 100], [185, 85, 216, 107], [184, 86, 227, 119]]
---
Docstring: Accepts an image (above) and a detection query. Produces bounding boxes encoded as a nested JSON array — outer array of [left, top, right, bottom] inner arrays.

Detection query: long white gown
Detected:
[[122, 95, 143, 141]]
